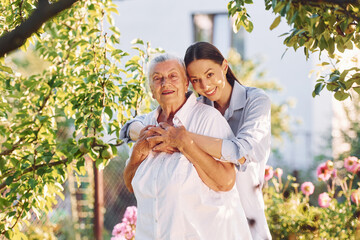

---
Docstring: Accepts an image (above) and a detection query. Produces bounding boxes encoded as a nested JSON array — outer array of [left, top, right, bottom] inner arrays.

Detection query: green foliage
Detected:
[[228, 0, 360, 100], [0, 0, 159, 238], [265, 163, 360, 239], [227, 49, 292, 142]]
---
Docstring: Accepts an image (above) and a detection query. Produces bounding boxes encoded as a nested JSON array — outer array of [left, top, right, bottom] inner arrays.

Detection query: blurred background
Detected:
[[5, 0, 360, 239]]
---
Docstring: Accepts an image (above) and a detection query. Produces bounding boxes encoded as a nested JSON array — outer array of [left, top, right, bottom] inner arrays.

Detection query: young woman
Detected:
[[120, 42, 272, 240]]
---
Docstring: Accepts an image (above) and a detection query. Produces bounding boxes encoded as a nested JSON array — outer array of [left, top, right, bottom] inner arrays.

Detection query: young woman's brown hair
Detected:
[[184, 41, 240, 86]]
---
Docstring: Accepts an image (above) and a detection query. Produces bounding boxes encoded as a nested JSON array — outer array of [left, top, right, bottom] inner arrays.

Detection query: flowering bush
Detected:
[[111, 206, 137, 240], [114, 156, 360, 239], [264, 156, 360, 239]]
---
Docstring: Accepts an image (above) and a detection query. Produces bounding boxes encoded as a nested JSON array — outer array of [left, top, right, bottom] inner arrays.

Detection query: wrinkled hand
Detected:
[[133, 125, 158, 157], [146, 122, 187, 153]]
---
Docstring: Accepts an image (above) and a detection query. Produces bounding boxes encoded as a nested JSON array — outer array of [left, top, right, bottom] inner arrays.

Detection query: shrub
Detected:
[[264, 156, 360, 239]]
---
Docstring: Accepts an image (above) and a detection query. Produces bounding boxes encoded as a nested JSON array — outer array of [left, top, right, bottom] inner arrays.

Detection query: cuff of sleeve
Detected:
[[221, 139, 248, 172], [119, 124, 133, 144]]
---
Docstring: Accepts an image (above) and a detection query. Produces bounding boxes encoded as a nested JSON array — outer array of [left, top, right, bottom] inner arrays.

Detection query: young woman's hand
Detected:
[[146, 122, 184, 153]]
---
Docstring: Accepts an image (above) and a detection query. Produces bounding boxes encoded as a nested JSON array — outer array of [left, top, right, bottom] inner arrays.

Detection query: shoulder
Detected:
[[188, 101, 227, 127], [245, 86, 270, 102], [244, 86, 271, 108], [188, 100, 233, 138], [192, 101, 223, 119]]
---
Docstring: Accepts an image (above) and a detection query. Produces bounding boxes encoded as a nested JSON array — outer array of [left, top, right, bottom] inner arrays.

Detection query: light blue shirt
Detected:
[[199, 81, 271, 177], [197, 81, 272, 240]]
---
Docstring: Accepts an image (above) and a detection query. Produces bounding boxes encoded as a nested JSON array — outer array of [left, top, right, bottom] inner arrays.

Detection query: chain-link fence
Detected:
[[103, 145, 137, 238]]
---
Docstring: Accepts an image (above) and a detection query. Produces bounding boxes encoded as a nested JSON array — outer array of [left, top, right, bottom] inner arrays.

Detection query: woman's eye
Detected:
[[153, 77, 161, 82], [170, 73, 178, 79], [191, 79, 198, 83], [207, 73, 214, 78]]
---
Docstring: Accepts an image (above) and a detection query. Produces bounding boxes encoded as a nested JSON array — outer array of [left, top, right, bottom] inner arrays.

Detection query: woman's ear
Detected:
[[222, 59, 228, 73]]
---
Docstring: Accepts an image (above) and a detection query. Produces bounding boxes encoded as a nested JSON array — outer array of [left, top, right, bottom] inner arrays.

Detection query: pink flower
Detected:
[[318, 192, 331, 208], [301, 182, 315, 196], [316, 162, 332, 181], [351, 189, 360, 206], [112, 206, 137, 239], [264, 165, 274, 181], [123, 206, 137, 225], [344, 156, 360, 173], [112, 222, 126, 236], [274, 168, 283, 178]]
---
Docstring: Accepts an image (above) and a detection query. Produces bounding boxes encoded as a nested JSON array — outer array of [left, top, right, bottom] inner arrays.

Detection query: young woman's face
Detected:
[[186, 59, 229, 102]]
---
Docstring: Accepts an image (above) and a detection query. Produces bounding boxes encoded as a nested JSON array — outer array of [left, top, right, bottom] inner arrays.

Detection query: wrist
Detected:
[[177, 130, 193, 152]]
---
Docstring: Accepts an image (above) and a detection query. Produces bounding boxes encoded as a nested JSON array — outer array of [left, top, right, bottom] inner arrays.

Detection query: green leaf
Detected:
[[0, 65, 14, 74], [36, 167, 47, 176], [338, 81, 346, 89], [87, 28, 100, 35], [280, 2, 290, 16], [270, 16, 281, 30], [5, 176, 14, 186], [353, 86, 360, 95], [243, 19, 254, 33], [110, 144, 118, 156], [326, 83, 338, 91], [313, 82, 325, 96], [334, 91, 349, 101], [328, 74, 340, 83], [131, 38, 144, 45], [104, 106, 113, 119], [29, 178, 37, 189]]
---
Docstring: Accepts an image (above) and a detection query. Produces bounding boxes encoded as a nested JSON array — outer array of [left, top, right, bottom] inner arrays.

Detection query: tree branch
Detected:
[[0, 157, 70, 191], [0, 0, 79, 58], [0, 138, 24, 156]]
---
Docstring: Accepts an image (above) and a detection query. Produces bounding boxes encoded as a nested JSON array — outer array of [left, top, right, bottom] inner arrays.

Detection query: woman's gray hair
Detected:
[[147, 53, 186, 80]]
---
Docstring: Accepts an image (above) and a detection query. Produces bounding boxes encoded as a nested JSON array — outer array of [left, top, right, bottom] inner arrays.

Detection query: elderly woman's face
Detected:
[[149, 60, 189, 106]]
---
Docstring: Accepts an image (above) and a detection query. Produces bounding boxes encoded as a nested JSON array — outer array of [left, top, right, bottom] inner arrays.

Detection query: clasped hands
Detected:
[[137, 122, 187, 154]]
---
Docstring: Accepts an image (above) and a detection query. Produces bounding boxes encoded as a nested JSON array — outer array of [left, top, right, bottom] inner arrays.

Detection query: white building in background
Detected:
[[113, 0, 333, 171]]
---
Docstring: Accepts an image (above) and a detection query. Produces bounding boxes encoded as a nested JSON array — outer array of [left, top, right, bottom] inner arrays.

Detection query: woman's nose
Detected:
[[200, 78, 210, 90], [161, 77, 170, 86]]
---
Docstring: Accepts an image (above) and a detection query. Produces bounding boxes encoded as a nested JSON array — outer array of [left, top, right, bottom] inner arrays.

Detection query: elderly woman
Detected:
[[123, 53, 252, 240]]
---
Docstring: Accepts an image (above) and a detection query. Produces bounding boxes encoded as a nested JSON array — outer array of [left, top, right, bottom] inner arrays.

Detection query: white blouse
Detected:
[[131, 93, 252, 240]]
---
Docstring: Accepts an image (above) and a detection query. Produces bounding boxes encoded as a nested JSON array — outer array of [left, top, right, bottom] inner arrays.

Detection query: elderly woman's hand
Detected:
[[133, 125, 158, 158], [146, 122, 187, 153]]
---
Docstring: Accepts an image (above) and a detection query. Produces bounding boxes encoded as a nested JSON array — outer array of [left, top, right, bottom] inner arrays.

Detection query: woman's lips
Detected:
[[162, 90, 175, 95], [205, 87, 217, 96]]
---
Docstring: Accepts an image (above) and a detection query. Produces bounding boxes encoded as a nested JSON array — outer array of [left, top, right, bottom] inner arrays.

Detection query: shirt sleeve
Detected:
[[119, 114, 146, 143], [195, 105, 242, 169], [221, 92, 271, 170]]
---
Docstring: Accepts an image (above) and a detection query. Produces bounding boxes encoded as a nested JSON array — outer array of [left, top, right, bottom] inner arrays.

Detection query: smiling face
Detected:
[[149, 59, 189, 108], [187, 59, 231, 103]]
